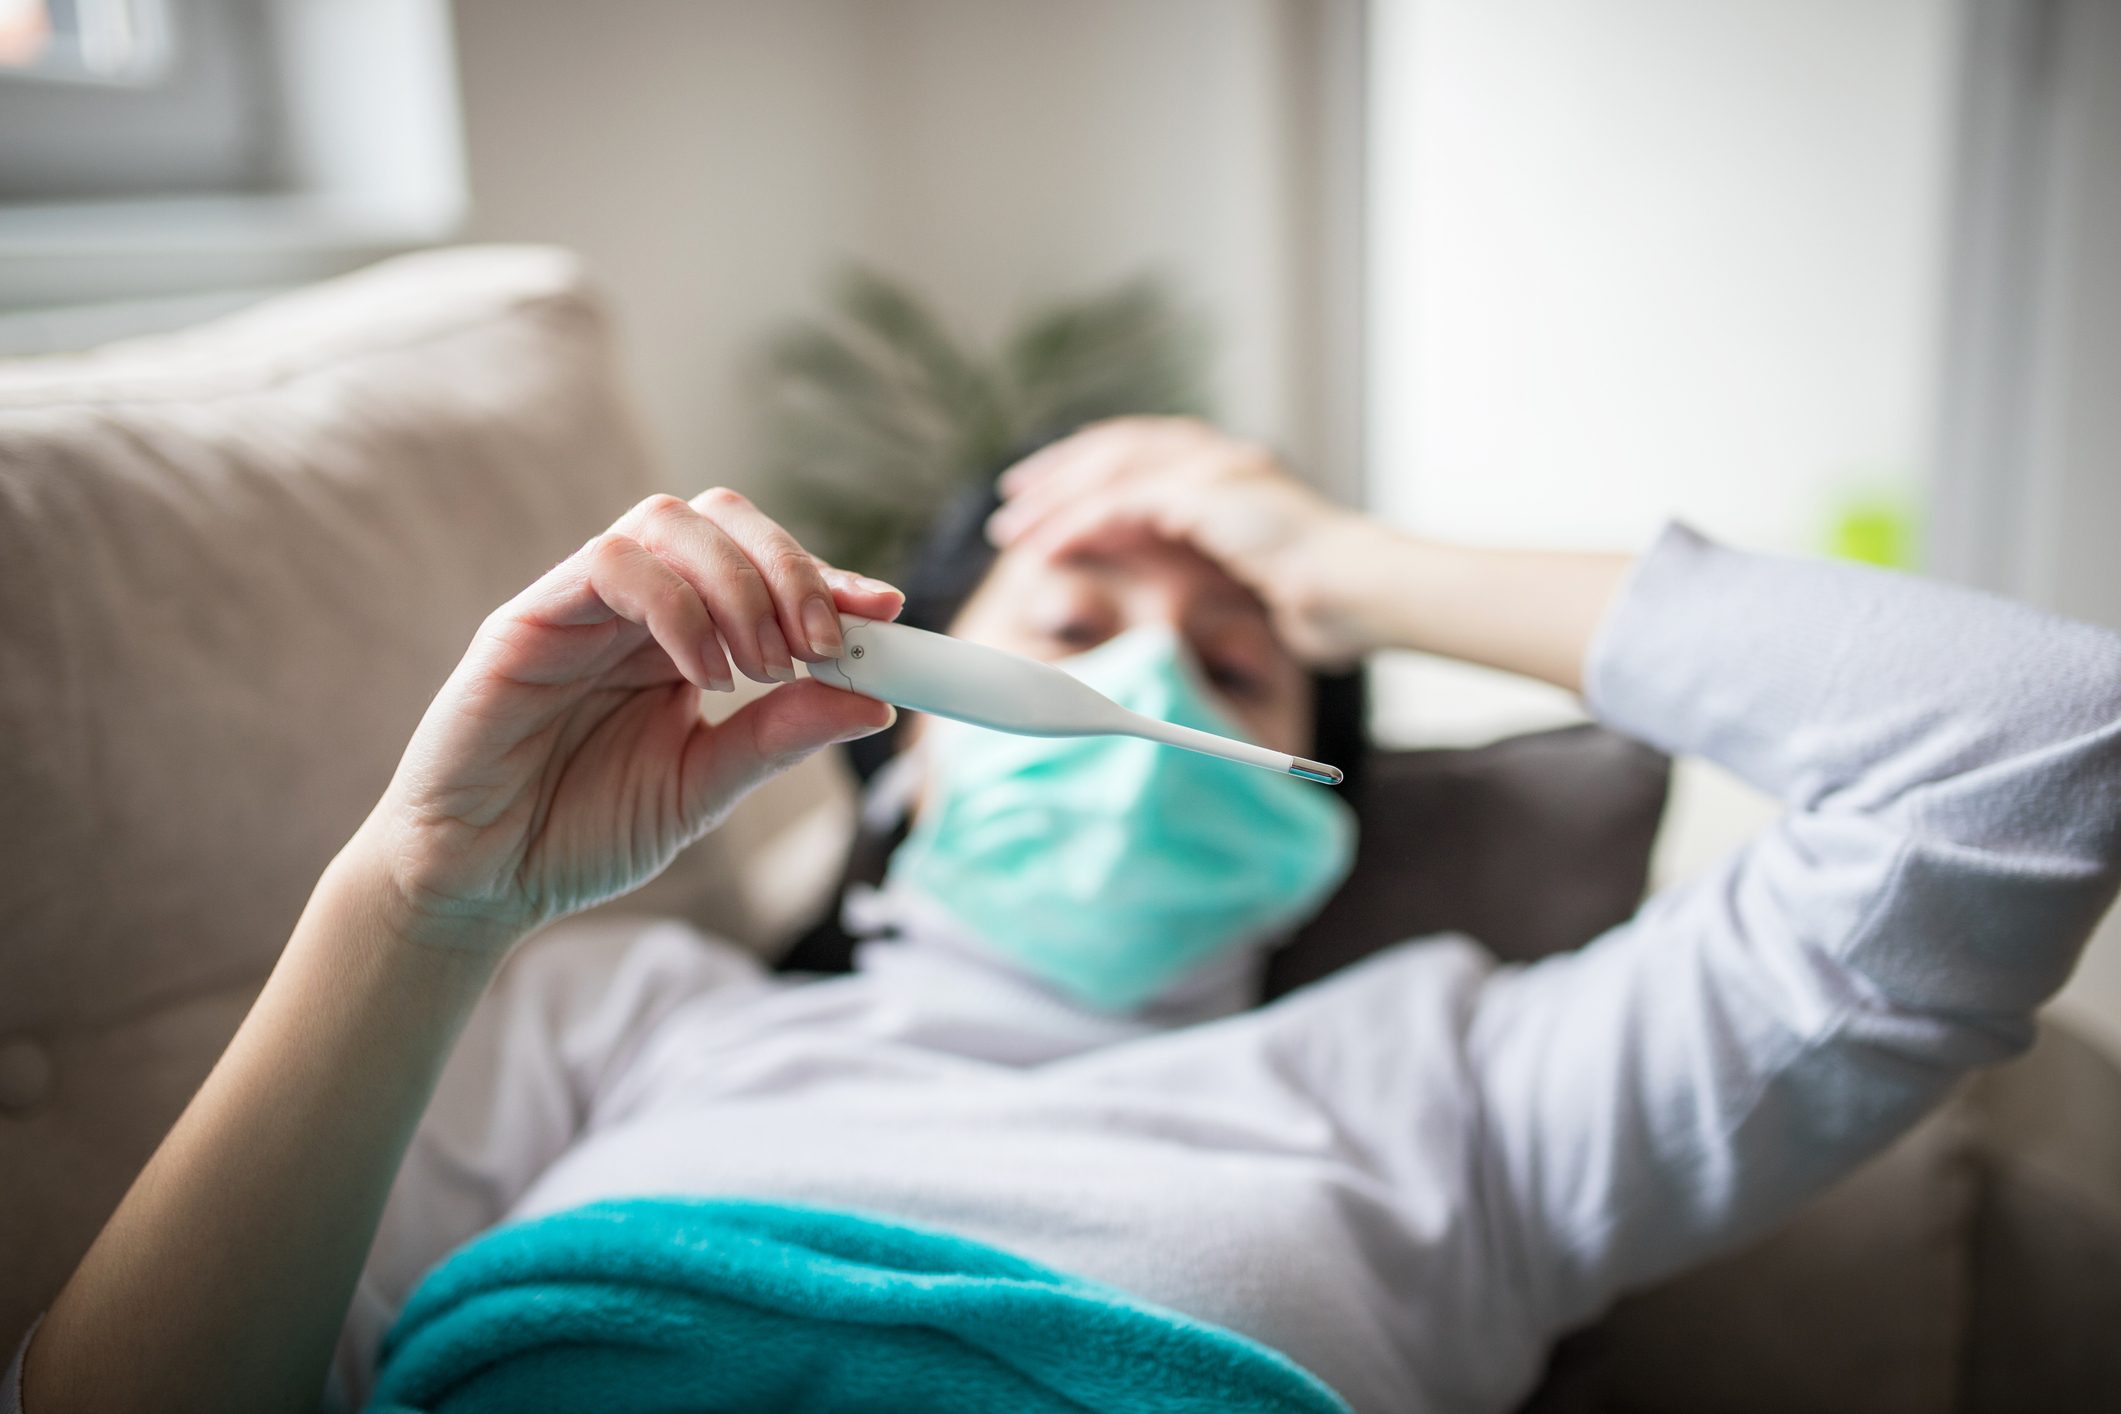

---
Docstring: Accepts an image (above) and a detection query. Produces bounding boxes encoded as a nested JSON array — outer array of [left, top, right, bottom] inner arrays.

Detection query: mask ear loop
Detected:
[[858, 734, 929, 833], [839, 741, 928, 944]]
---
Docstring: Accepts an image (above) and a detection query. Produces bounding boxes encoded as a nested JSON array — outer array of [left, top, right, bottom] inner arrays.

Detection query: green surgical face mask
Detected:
[[884, 626, 1358, 1014]]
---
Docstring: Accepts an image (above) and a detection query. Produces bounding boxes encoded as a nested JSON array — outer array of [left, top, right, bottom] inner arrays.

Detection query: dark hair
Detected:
[[840, 481, 1369, 790]]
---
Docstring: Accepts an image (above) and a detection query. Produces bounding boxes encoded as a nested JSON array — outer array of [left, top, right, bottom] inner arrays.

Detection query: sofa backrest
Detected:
[[0, 246, 760, 1340]]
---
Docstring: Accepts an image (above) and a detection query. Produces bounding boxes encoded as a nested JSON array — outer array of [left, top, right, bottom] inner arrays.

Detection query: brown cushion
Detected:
[[1265, 723, 1672, 997], [1524, 1106, 1975, 1414], [1960, 1023, 2121, 1410], [1519, 1023, 2121, 1413], [0, 247, 661, 1341]]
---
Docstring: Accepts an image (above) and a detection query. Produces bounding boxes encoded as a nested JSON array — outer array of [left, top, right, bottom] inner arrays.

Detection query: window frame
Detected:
[[0, 0, 465, 313]]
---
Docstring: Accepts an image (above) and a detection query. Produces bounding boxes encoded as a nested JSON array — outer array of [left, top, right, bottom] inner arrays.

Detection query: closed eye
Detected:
[[1051, 619, 1111, 651], [1207, 660, 1265, 700]]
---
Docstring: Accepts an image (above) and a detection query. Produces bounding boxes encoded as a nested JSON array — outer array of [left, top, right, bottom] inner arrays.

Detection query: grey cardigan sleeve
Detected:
[[1464, 525, 2121, 1332]]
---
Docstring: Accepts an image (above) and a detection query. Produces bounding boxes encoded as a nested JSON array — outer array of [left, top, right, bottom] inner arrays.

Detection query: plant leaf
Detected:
[[753, 266, 1213, 576]]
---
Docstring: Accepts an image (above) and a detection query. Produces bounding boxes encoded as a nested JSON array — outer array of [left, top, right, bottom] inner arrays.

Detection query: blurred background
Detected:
[[2, 0, 2116, 1052]]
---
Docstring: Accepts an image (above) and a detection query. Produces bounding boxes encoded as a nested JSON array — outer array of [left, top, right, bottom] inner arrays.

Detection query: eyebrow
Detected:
[[1060, 546, 1266, 615]]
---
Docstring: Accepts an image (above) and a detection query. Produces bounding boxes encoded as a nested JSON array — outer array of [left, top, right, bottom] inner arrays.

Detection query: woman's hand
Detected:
[[988, 416, 1632, 691], [363, 489, 902, 953], [985, 417, 1391, 666]]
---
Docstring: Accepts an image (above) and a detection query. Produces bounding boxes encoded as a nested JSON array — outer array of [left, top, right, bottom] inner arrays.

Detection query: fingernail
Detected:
[[758, 619, 798, 682], [844, 703, 897, 741], [802, 597, 844, 657], [850, 573, 902, 598], [701, 636, 734, 692]]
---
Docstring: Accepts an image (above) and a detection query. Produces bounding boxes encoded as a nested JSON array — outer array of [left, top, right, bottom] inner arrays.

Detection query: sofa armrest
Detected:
[[1519, 1019, 2121, 1414], [1960, 1022, 2121, 1410]]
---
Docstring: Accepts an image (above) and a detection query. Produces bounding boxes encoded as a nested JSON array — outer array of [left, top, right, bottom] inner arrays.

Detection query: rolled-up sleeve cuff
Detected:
[[1581, 522, 1835, 786]]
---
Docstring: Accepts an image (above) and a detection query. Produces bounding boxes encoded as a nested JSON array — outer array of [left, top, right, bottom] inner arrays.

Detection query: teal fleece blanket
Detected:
[[366, 1197, 1350, 1414]]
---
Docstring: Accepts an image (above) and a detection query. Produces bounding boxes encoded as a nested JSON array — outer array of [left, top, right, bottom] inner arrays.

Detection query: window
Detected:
[[0, 0, 464, 314], [0, 0, 172, 84], [0, 0, 274, 204]]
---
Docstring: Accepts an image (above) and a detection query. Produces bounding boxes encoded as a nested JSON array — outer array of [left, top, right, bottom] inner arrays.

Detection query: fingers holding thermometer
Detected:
[[617, 490, 904, 686], [386, 492, 902, 945]]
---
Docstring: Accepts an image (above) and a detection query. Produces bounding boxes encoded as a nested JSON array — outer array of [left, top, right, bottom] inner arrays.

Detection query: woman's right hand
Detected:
[[986, 416, 1630, 691], [357, 489, 902, 956], [984, 417, 1395, 667]]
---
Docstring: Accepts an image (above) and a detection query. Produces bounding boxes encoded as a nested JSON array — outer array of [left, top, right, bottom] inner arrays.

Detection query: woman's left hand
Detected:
[[364, 489, 902, 954], [985, 417, 1391, 667]]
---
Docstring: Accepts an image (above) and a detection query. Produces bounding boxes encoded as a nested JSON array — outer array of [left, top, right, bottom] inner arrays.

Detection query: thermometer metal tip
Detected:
[[1289, 757, 1344, 785]]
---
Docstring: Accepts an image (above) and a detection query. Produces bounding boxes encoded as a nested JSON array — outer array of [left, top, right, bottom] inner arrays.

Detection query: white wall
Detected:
[[1368, 0, 1954, 555], [852, 1, 1298, 453], [451, 0, 1351, 530], [450, 1, 879, 507]]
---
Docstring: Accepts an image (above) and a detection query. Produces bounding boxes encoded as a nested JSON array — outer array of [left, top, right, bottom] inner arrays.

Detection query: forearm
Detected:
[[25, 833, 505, 1413], [1585, 525, 2121, 1014], [1465, 527, 2121, 1323], [1308, 516, 1635, 692]]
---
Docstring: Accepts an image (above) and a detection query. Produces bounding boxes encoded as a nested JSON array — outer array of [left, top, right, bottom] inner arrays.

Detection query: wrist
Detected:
[[320, 823, 526, 975], [1274, 510, 1421, 663], [1336, 534, 1634, 692]]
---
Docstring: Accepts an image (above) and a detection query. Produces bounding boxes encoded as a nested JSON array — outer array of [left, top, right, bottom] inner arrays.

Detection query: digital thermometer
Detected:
[[805, 615, 1343, 784]]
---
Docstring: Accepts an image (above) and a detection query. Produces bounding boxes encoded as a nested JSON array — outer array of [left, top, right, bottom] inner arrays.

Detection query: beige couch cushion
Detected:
[[1520, 1023, 2121, 1412], [0, 246, 750, 1342], [0, 247, 656, 1033]]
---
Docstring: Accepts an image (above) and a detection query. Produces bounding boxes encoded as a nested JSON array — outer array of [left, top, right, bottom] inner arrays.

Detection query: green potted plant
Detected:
[[756, 266, 1212, 579]]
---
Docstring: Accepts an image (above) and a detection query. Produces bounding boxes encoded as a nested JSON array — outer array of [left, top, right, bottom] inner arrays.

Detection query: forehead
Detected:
[[985, 529, 1268, 619]]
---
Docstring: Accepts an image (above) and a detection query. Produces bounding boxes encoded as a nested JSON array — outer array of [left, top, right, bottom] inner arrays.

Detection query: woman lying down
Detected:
[[14, 418, 2121, 1413]]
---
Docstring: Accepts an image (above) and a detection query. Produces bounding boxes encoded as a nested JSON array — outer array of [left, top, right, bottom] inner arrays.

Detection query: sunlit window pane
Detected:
[[0, 0, 168, 84]]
